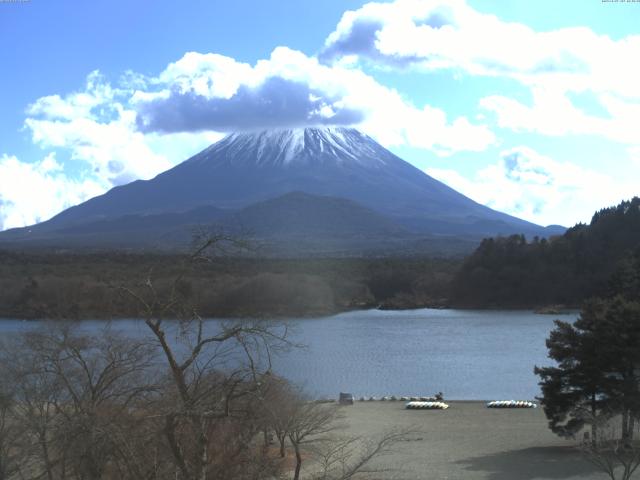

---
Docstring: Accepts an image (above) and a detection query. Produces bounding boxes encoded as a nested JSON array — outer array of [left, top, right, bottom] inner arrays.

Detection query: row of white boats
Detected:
[[485, 400, 537, 408], [352, 396, 537, 407], [404, 400, 538, 410], [335, 395, 537, 410], [405, 401, 450, 410], [357, 396, 441, 402]]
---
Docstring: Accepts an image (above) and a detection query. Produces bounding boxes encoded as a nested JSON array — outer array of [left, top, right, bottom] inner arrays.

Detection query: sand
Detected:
[[317, 401, 609, 480]]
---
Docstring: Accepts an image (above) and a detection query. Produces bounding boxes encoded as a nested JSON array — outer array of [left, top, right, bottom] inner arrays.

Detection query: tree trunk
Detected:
[[293, 443, 302, 480], [622, 407, 630, 446], [279, 437, 286, 458], [164, 415, 190, 480], [197, 418, 208, 480], [591, 393, 598, 448], [38, 424, 55, 480], [628, 415, 635, 442]]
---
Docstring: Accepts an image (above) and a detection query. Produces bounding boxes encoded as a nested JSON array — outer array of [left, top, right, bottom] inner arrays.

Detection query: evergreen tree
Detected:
[[534, 310, 611, 442], [536, 274, 640, 443], [453, 197, 640, 308], [589, 296, 640, 444]]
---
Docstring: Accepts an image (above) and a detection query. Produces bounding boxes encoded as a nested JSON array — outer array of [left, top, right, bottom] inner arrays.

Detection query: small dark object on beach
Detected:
[[339, 392, 354, 405]]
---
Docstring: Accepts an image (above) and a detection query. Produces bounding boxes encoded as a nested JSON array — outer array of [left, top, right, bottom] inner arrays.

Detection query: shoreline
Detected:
[[317, 398, 541, 404], [0, 304, 581, 322]]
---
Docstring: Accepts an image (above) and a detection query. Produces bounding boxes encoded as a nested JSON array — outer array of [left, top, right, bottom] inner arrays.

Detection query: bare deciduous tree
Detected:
[[311, 429, 415, 480], [119, 234, 292, 480], [260, 375, 296, 458], [287, 400, 340, 480], [0, 324, 158, 480], [262, 385, 417, 480], [0, 234, 412, 480], [0, 382, 25, 480]]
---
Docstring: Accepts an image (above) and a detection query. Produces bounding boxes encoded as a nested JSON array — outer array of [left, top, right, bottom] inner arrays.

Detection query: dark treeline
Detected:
[[0, 250, 459, 320], [452, 197, 640, 308], [6, 197, 640, 318]]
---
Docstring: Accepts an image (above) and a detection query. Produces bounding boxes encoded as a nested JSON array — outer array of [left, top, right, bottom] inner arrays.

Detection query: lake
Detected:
[[0, 308, 577, 400]]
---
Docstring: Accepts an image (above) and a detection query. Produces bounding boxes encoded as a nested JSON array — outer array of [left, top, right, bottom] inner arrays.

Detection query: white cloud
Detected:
[[24, 49, 495, 196], [628, 146, 640, 167], [10, 72, 224, 231], [322, 0, 640, 98], [480, 88, 640, 144], [25, 71, 222, 187], [427, 146, 637, 227], [0, 153, 105, 230], [133, 47, 495, 155], [322, 0, 640, 148], [27, 71, 117, 121]]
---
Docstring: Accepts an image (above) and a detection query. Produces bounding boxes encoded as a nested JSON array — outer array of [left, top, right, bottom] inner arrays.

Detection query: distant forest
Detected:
[[3, 197, 640, 319], [452, 197, 640, 308], [0, 252, 457, 320]]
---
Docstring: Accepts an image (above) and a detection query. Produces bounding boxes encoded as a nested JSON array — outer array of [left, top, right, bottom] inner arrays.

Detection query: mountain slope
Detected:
[[1, 192, 477, 255], [0, 127, 562, 252], [29, 127, 551, 236], [225, 191, 407, 237]]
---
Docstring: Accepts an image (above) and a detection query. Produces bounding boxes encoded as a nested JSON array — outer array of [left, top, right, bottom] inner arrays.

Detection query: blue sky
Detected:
[[1, 0, 639, 230]]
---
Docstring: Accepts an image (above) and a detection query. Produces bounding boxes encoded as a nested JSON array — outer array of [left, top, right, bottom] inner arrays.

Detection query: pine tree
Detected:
[[536, 292, 640, 444], [534, 311, 610, 443]]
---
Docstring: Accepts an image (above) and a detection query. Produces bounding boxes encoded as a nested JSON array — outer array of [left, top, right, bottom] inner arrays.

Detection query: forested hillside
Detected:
[[0, 251, 458, 319], [452, 197, 640, 308]]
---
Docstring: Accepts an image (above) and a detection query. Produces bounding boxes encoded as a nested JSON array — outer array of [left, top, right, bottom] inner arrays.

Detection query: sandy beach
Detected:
[[320, 401, 608, 480]]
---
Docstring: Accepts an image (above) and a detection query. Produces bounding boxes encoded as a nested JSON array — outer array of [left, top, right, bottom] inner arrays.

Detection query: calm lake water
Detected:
[[0, 308, 578, 400]]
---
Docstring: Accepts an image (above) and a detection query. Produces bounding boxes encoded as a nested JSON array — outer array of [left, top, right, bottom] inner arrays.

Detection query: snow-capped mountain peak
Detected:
[[15, 125, 551, 244], [194, 127, 389, 168]]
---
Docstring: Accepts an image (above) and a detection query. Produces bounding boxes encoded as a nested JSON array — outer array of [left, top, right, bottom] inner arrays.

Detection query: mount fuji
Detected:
[[0, 127, 563, 254]]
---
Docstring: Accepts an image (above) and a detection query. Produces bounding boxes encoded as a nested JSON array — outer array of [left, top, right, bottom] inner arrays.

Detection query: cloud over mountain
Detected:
[[4, 39, 496, 230], [135, 76, 364, 134], [131, 48, 374, 135], [131, 47, 493, 153]]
